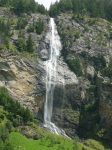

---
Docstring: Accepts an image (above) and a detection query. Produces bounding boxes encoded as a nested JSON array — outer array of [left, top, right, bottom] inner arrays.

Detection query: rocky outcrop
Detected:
[[0, 49, 46, 118]]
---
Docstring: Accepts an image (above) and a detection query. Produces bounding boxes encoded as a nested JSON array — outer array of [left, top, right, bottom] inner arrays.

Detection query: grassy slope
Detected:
[[10, 131, 111, 150]]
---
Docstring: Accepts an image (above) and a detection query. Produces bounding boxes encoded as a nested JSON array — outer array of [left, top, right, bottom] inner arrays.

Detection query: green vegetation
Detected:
[[27, 34, 34, 53], [84, 100, 98, 112], [0, 17, 11, 48], [0, 87, 35, 124], [17, 17, 28, 29], [67, 58, 82, 76], [10, 132, 112, 150], [10, 132, 78, 150], [0, 0, 47, 15], [27, 18, 44, 35], [84, 26, 89, 31], [16, 31, 34, 53], [101, 56, 112, 81], [36, 18, 44, 35], [49, 0, 112, 22]]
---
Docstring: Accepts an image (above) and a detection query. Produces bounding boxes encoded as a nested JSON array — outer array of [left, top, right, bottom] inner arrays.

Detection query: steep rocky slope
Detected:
[[0, 7, 112, 142], [54, 12, 112, 140]]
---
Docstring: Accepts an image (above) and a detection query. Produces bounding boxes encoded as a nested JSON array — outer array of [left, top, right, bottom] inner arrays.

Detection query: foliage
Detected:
[[0, 87, 34, 123], [67, 58, 82, 76], [17, 17, 28, 29], [87, 44, 91, 49], [38, 4, 46, 14], [101, 56, 112, 81], [36, 18, 44, 35], [49, 0, 112, 21], [75, 32, 80, 39], [0, 0, 47, 15], [84, 26, 89, 31], [16, 31, 34, 53], [27, 34, 34, 53], [27, 24, 35, 33], [16, 31, 26, 52], [0, 17, 11, 48], [10, 132, 79, 150]]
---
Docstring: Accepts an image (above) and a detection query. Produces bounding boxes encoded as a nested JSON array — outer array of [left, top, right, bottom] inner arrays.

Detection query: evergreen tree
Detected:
[[27, 34, 34, 53], [23, 107, 30, 122], [0, 138, 3, 150], [36, 18, 44, 35], [30, 0, 38, 13], [66, 0, 73, 11], [5, 121, 12, 133], [72, 0, 78, 14], [17, 37, 26, 52], [38, 4, 46, 14], [4, 141, 14, 150]]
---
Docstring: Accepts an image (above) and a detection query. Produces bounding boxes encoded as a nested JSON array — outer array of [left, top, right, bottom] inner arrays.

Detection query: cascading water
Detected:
[[44, 18, 69, 138]]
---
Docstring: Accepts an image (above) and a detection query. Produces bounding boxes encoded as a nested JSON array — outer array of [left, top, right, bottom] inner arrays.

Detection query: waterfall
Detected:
[[44, 18, 69, 138]]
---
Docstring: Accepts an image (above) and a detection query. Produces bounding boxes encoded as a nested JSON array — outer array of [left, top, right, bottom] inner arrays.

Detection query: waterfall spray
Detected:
[[44, 18, 69, 138]]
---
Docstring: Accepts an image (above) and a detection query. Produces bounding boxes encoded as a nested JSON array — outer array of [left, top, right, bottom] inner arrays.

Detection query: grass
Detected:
[[10, 131, 112, 150], [10, 132, 77, 150]]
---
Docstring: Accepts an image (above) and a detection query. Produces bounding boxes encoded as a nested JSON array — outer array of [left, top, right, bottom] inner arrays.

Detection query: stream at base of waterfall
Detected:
[[44, 18, 70, 138]]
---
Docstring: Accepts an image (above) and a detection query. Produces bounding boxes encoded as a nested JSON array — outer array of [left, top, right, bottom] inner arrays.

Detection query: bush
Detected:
[[3, 141, 14, 150], [67, 58, 82, 76], [88, 85, 97, 92], [17, 17, 28, 30], [104, 33, 108, 38], [13, 119, 20, 127], [75, 32, 80, 39], [110, 32, 112, 39], [5, 120, 12, 133], [33, 134, 39, 140], [87, 44, 91, 49], [84, 26, 89, 31], [0, 114, 5, 120], [84, 101, 98, 112], [27, 24, 35, 33]]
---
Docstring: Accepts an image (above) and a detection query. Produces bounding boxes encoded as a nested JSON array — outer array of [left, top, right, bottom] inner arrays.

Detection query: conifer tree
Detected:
[[23, 107, 30, 122], [27, 34, 34, 53]]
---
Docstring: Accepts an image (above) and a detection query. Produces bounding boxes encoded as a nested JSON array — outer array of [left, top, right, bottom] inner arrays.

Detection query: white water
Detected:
[[44, 18, 69, 138]]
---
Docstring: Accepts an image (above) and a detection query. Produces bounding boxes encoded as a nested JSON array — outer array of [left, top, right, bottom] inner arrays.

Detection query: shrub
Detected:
[[92, 18, 97, 23], [84, 101, 98, 112], [88, 85, 97, 92], [75, 32, 80, 39], [110, 32, 112, 39], [5, 120, 12, 133], [27, 24, 35, 33], [87, 44, 91, 49], [104, 33, 108, 38], [67, 26, 70, 30], [84, 26, 89, 31], [3, 141, 14, 150], [0, 114, 5, 120], [67, 58, 82, 76], [17, 17, 28, 30], [33, 134, 39, 140]]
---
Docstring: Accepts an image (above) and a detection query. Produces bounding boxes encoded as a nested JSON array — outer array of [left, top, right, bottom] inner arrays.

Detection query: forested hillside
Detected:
[[0, 0, 48, 15], [49, 0, 112, 21]]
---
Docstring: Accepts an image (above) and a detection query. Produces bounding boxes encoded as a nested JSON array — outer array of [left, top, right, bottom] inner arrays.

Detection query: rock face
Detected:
[[0, 49, 46, 118], [1, 8, 112, 141], [54, 13, 112, 140]]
